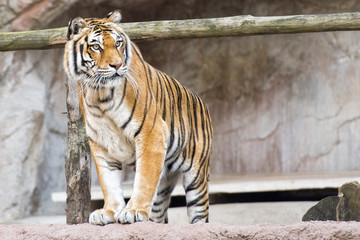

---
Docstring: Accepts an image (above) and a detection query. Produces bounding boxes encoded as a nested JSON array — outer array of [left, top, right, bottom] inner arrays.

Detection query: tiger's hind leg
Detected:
[[149, 170, 181, 223], [183, 160, 210, 224]]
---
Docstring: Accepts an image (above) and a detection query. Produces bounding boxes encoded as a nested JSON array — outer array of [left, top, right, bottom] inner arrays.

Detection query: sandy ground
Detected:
[[1, 221, 360, 240]]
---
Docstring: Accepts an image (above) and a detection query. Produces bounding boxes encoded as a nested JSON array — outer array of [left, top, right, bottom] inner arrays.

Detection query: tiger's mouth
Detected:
[[81, 67, 136, 90], [80, 71, 125, 88], [95, 72, 124, 84], [96, 67, 127, 78], [98, 73, 124, 83]]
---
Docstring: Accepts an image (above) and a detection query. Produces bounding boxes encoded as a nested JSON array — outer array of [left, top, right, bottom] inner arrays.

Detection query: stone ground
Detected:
[[3, 202, 360, 239]]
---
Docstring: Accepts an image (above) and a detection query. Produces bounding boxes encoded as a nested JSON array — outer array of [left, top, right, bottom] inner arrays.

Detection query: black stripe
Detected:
[[79, 44, 86, 67], [146, 65, 154, 107], [172, 78, 186, 151], [151, 208, 162, 213], [124, 41, 129, 65], [191, 215, 208, 224], [161, 73, 175, 153], [106, 161, 123, 170], [115, 79, 127, 111], [197, 107, 211, 173], [157, 185, 173, 196], [184, 132, 196, 173], [86, 122, 98, 135], [185, 156, 207, 192], [98, 87, 114, 103], [183, 92, 197, 172], [132, 43, 147, 67], [121, 90, 138, 129], [67, 18, 73, 40], [102, 101, 115, 113], [155, 70, 160, 102], [156, 208, 168, 220], [88, 111, 103, 118], [196, 205, 209, 213], [134, 89, 148, 137], [177, 151, 187, 170], [84, 95, 102, 110], [73, 39, 80, 74], [155, 70, 166, 120], [194, 198, 209, 208], [123, 35, 131, 66], [197, 100, 208, 163], [186, 190, 207, 207], [186, 152, 209, 192], [186, 169, 206, 193], [185, 90, 194, 159], [148, 66, 158, 131], [153, 200, 164, 207], [134, 64, 153, 138]]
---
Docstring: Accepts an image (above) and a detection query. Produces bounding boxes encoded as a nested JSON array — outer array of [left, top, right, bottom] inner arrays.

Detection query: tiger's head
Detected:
[[64, 10, 133, 88]]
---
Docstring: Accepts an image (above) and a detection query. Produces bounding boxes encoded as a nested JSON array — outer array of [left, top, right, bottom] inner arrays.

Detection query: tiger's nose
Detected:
[[109, 63, 122, 70]]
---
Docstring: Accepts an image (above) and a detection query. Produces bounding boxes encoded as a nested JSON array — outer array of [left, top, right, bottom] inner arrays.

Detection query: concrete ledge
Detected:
[[52, 172, 360, 202], [7, 202, 315, 225]]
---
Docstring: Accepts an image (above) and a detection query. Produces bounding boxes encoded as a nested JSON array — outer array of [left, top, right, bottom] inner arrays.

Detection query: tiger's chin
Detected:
[[100, 75, 123, 84], [80, 74, 125, 89]]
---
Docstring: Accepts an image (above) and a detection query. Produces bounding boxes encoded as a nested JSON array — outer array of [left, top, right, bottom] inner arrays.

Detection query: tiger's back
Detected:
[[63, 10, 212, 225]]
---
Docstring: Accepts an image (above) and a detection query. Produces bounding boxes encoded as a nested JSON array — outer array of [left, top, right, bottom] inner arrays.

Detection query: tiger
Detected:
[[63, 10, 212, 225]]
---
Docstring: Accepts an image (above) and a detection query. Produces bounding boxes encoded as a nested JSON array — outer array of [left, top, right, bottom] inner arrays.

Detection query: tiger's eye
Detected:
[[115, 40, 121, 47], [90, 44, 101, 52]]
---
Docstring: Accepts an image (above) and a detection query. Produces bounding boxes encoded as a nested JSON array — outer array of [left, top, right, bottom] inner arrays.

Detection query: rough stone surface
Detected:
[[337, 181, 360, 221], [303, 181, 360, 222], [302, 196, 339, 221], [0, 0, 74, 221], [1, 221, 360, 240], [2, 0, 360, 222]]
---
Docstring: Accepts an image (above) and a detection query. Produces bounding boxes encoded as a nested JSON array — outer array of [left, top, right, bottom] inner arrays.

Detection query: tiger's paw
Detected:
[[115, 208, 148, 224], [89, 209, 116, 226]]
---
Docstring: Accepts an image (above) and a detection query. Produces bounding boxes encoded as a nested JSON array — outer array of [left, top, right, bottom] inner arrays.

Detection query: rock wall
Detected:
[[0, 0, 77, 222], [1, 0, 360, 221]]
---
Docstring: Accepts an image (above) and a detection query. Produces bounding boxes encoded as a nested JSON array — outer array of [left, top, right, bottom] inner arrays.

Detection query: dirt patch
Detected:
[[1, 221, 360, 240]]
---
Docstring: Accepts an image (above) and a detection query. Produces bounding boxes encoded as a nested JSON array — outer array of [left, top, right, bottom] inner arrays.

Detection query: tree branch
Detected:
[[1, 12, 360, 51]]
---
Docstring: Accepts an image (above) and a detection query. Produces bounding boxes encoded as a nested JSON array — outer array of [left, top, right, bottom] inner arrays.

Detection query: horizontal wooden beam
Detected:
[[1, 12, 360, 51]]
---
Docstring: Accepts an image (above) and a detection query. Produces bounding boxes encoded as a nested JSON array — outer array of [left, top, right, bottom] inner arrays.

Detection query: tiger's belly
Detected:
[[86, 115, 136, 165], [82, 86, 136, 165]]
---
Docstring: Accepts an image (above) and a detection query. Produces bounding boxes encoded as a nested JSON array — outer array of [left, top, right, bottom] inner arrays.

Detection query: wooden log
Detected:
[[65, 77, 91, 224], [2, 12, 360, 51]]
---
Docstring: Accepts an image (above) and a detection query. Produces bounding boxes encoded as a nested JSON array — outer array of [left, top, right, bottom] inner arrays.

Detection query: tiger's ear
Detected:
[[106, 10, 122, 23], [67, 17, 86, 40]]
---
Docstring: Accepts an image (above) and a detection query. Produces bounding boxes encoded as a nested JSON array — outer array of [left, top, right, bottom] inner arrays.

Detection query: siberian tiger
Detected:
[[63, 10, 212, 225]]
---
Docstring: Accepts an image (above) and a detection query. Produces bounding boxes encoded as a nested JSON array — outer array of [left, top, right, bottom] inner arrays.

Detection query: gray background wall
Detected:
[[1, 0, 360, 221]]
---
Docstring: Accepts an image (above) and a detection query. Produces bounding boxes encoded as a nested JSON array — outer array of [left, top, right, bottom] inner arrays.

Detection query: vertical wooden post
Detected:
[[65, 78, 91, 224]]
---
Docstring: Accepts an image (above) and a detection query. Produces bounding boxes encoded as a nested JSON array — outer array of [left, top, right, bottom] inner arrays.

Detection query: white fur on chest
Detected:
[[83, 87, 137, 164]]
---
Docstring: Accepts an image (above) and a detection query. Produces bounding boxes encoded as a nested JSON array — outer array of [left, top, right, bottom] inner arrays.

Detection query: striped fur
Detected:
[[63, 10, 212, 225]]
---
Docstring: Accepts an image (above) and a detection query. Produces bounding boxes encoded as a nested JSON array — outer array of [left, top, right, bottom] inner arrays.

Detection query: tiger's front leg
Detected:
[[89, 142, 126, 225], [115, 126, 167, 224]]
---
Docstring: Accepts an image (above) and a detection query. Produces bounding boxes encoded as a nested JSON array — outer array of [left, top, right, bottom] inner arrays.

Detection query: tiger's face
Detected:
[[65, 10, 132, 88]]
